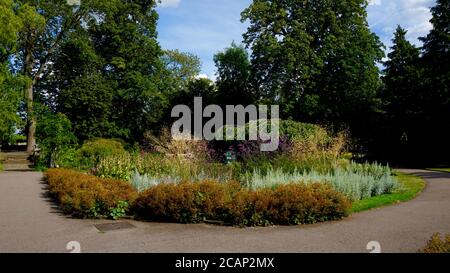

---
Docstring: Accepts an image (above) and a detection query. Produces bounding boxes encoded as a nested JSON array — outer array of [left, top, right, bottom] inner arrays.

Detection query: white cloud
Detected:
[[195, 74, 209, 79], [368, 0, 435, 48], [158, 0, 181, 8]]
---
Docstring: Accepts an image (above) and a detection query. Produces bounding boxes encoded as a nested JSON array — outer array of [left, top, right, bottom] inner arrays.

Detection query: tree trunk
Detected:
[[26, 83, 36, 153], [24, 35, 36, 154]]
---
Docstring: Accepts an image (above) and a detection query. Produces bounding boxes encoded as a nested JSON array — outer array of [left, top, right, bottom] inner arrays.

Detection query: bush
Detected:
[[133, 180, 239, 223], [144, 128, 211, 162], [95, 151, 237, 183], [79, 138, 126, 167], [227, 183, 351, 226], [244, 162, 398, 201], [35, 107, 77, 168], [420, 233, 450, 253], [133, 181, 351, 226], [279, 120, 326, 141], [44, 168, 137, 218]]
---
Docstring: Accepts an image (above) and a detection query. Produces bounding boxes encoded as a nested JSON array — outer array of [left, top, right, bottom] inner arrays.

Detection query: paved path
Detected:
[[0, 169, 449, 253]]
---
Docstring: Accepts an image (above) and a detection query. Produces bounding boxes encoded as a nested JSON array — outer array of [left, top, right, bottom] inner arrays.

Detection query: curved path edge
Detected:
[[0, 169, 449, 253]]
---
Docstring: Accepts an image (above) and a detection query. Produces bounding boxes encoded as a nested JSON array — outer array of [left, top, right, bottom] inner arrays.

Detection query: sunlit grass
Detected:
[[351, 172, 425, 212]]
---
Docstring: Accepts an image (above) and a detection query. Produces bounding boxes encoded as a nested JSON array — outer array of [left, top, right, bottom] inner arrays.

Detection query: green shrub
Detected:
[[279, 120, 326, 141], [133, 181, 351, 226], [35, 107, 77, 168], [96, 152, 236, 183], [44, 168, 137, 218], [420, 233, 450, 253], [79, 138, 126, 167]]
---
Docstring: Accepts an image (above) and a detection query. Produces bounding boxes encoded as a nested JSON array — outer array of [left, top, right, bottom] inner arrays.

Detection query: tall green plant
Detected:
[[36, 106, 77, 168]]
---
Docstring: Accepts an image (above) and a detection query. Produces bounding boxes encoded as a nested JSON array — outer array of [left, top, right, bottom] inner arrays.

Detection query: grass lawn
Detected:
[[351, 172, 425, 213], [427, 168, 450, 173]]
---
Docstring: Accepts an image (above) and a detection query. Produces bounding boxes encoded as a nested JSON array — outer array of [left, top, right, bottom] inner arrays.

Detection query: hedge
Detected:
[[133, 181, 351, 226], [44, 168, 137, 218], [45, 169, 351, 225]]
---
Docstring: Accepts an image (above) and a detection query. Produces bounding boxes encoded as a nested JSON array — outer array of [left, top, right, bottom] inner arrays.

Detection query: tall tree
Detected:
[[214, 42, 253, 106], [0, 0, 25, 145], [46, 0, 166, 143], [417, 0, 450, 163], [7, 0, 95, 152], [241, 0, 384, 132], [0, 64, 24, 144], [162, 49, 201, 91], [378, 26, 421, 161]]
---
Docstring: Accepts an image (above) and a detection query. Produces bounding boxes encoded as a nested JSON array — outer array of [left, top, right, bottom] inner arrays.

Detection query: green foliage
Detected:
[[96, 151, 236, 184], [241, 0, 384, 125], [279, 120, 326, 141], [51, 0, 167, 143], [36, 106, 77, 168], [44, 168, 137, 219], [377, 26, 422, 160], [96, 152, 135, 180], [57, 73, 121, 142], [374, 0, 449, 163], [162, 49, 201, 90], [109, 201, 129, 220], [0, 0, 23, 60], [79, 138, 126, 166], [0, 63, 24, 144], [352, 172, 425, 212], [420, 233, 450, 253], [214, 42, 253, 105]]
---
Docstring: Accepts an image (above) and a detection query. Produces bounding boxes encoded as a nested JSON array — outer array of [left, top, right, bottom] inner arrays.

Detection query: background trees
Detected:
[[241, 0, 384, 135], [214, 42, 253, 106], [372, 0, 449, 164], [0, 0, 448, 165]]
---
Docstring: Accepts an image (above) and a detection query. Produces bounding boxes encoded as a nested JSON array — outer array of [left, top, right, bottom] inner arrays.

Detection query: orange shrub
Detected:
[[226, 183, 351, 226], [44, 168, 137, 218], [133, 180, 240, 223], [133, 180, 351, 226], [420, 233, 450, 253]]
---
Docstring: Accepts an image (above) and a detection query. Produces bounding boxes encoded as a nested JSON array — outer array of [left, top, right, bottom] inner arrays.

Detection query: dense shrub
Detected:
[[133, 181, 351, 226], [420, 233, 450, 253], [227, 183, 351, 226], [79, 138, 126, 166], [35, 107, 77, 168], [44, 169, 137, 218], [96, 151, 237, 183], [133, 180, 239, 223], [279, 120, 326, 141], [245, 162, 397, 201]]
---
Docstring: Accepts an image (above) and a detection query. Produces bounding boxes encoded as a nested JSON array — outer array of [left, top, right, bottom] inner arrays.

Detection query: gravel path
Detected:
[[0, 169, 449, 253]]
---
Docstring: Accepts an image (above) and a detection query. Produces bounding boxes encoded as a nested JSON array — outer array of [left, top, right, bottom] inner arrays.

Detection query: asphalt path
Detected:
[[0, 169, 449, 253]]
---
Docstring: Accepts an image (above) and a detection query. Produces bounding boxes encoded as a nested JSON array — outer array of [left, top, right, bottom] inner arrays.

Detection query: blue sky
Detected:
[[156, 0, 436, 79]]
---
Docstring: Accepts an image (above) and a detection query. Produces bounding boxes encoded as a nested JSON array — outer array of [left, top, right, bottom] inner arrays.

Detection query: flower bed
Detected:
[[133, 180, 351, 226], [45, 169, 137, 218]]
